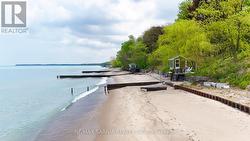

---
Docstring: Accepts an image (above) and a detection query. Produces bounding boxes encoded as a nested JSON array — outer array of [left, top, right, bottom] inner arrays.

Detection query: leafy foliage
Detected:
[[152, 20, 212, 69], [113, 0, 250, 88], [142, 26, 164, 53], [115, 36, 148, 70], [178, 0, 193, 20]]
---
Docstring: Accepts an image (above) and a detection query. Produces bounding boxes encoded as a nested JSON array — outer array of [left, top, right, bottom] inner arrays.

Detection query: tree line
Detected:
[[112, 0, 250, 88]]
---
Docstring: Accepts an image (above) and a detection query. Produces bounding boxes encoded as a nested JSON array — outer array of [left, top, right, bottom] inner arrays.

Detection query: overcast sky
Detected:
[[0, 0, 183, 65]]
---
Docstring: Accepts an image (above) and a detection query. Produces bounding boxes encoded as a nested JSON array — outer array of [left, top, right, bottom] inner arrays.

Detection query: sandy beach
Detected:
[[185, 84, 250, 107], [94, 74, 250, 141], [35, 73, 250, 141]]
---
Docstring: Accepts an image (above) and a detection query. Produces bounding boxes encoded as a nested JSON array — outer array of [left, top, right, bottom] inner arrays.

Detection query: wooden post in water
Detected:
[[71, 88, 74, 96], [104, 86, 108, 95]]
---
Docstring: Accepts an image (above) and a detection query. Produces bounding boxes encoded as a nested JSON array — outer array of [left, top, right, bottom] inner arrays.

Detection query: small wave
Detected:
[[72, 86, 99, 103], [61, 77, 107, 111], [61, 86, 99, 111], [60, 103, 73, 111]]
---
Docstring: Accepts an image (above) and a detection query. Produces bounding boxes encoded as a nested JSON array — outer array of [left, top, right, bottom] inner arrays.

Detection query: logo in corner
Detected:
[[1, 1, 28, 34]]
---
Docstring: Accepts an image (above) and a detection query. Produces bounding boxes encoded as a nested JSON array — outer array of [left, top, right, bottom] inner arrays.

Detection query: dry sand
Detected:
[[186, 84, 250, 107], [95, 74, 250, 141]]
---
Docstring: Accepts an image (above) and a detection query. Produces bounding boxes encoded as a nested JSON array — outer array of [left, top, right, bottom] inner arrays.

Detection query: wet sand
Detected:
[[96, 74, 250, 141], [35, 87, 107, 141]]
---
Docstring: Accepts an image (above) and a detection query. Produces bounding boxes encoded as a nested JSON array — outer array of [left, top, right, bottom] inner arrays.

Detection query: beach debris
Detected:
[[203, 82, 230, 89]]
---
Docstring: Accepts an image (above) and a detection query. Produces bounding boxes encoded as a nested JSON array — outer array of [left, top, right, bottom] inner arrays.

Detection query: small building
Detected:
[[168, 55, 196, 81]]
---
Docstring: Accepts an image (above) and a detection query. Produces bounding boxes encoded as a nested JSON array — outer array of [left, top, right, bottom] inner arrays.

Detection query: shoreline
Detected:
[[33, 69, 130, 141], [34, 72, 250, 141], [35, 85, 107, 141], [0, 65, 106, 141], [95, 73, 250, 141]]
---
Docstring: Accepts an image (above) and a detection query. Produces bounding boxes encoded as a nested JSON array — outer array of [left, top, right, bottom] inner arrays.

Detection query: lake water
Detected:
[[0, 65, 104, 141]]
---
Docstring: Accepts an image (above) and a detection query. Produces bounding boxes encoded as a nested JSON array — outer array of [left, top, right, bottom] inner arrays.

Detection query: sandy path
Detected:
[[96, 74, 250, 141]]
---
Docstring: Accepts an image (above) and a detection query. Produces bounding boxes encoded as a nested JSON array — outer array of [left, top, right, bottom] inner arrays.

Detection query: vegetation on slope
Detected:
[[112, 0, 250, 89]]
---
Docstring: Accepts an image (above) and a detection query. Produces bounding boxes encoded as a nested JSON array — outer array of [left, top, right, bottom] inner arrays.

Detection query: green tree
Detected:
[[142, 26, 164, 53], [114, 36, 148, 70], [206, 9, 250, 59], [193, 0, 246, 22], [148, 20, 212, 71], [130, 38, 148, 69], [113, 0, 250, 88], [160, 20, 212, 64], [116, 35, 135, 69], [177, 0, 193, 20]]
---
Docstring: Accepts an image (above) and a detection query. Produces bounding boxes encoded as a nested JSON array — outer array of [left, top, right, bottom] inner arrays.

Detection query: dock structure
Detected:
[[106, 81, 161, 91], [57, 72, 132, 79], [82, 70, 111, 73], [140, 84, 167, 92]]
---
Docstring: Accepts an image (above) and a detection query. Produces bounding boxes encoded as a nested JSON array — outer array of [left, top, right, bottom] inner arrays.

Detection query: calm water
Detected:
[[0, 65, 104, 141]]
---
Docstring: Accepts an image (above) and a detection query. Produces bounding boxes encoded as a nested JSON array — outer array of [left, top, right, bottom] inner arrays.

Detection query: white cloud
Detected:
[[0, 0, 184, 64], [108, 0, 156, 21], [60, 32, 118, 49], [28, 0, 73, 25]]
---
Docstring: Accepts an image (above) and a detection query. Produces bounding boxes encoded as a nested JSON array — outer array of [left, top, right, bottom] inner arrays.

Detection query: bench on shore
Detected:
[[140, 84, 167, 92]]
